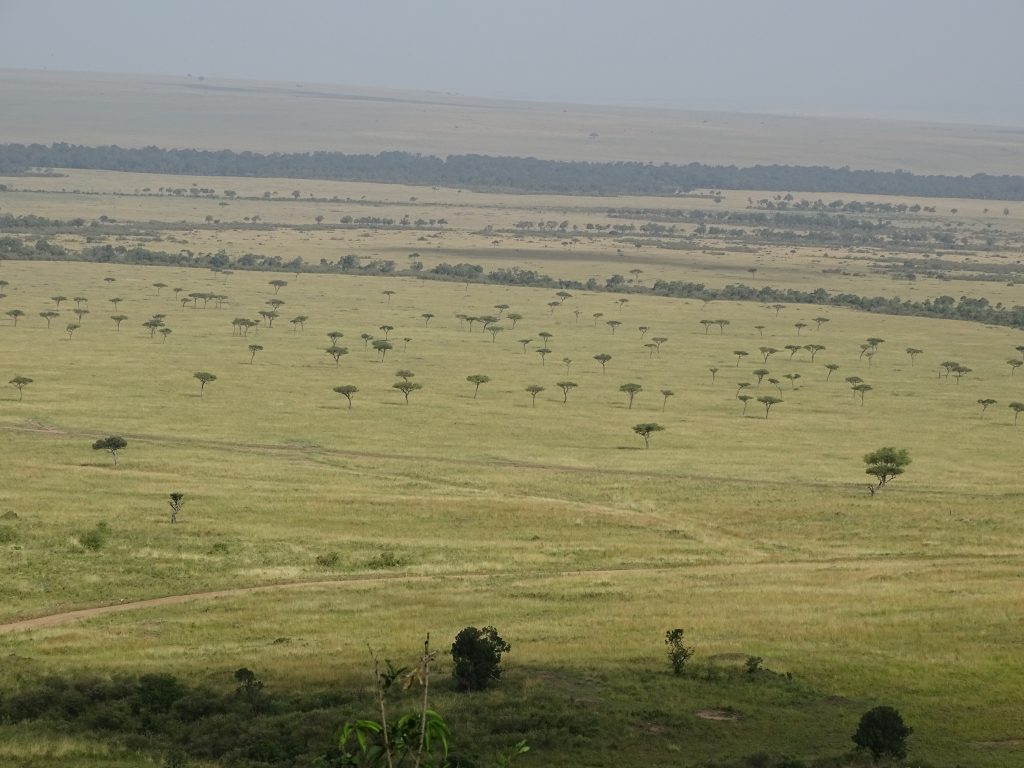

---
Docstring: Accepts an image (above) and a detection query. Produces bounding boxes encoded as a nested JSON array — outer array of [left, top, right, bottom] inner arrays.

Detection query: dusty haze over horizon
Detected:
[[1, 0, 1022, 126]]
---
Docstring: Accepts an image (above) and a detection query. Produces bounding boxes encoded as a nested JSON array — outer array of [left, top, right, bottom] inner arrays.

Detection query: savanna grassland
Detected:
[[0, 169, 1023, 768]]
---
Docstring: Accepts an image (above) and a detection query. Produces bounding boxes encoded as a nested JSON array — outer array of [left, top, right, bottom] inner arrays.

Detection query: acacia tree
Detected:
[[700, 319, 714, 335], [906, 347, 923, 366], [360, 332, 373, 350], [770, 303, 785, 316], [194, 371, 217, 395], [421, 313, 435, 326], [734, 350, 749, 367], [759, 346, 778, 363], [794, 321, 808, 336], [754, 324, 766, 337], [638, 325, 649, 338], [372, 339, 393, 361], [978, 398, 997, 416], [1010, 402, 1024, 425], [863, 447, 911, 489], [507, 312, 523, 328], [168, 492, 185, 524], [9, 376, 32, 401], [248, 344, 264, 363], [852, 382, 872, 404], [536, 348, 551, 365], [952, 364, 972, 383], [327, 330, 344, 345], [633, 422, 664, 449], [52, 295, 67, 309], [660, 389, 674, 410], [813, 316, 830, 330], [825, 363, 840, 381], [752, 368, 770, 386], [159, 328, 172, 343], [269, 279, 288, 293], [6, 309, 25, 326], [290, 315, 309, 331], [396, 370, 415, 382], [538, 331, 553, 346], [714, 319, 730, 335], [39, 310, 59, 328], [651, 337, 668, 352], [110, 314, 127, 331], [382, 290, 396, 304], [333, 384, 358, 409], [594, 353, 611, 373], [379, 325, 394, 340], [393, 380, 422, 404], [1007, 359, 1023, 376], [708, 367, 718, 384], [804, 343, 825, 362], [153, 282, 168, 294], [606, 320, 621, 334], [488, 325, 504, 343], [784, 372, 802, 389], [784, 344, 802, 360], [738, 394, 753, 415], [757, 395, 782, 418], [619, 383, 642, 409], [109, 297, 123, 311], [525, 384, 544, 407], [518, 338, 533, 354], [66, 322, 80, 339], [556, 381, 578, 403], [467, 374, 490, 398], [92, 436, 127, 466]]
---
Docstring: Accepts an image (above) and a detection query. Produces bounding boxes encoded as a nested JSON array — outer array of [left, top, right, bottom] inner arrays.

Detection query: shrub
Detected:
[[852, 705, 912, 760], [79, 522, 111, 551], [745, 656, 763, 675], [0, 526, 16, 543], [315, 551, 340, 567], [451, 626, 511, 691], [665, 628, 695, 674]]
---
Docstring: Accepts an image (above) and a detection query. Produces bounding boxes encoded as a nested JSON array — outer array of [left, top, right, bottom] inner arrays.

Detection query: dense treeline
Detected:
[[3, 236, 1021, 330], [3, 142, 1024, 199]]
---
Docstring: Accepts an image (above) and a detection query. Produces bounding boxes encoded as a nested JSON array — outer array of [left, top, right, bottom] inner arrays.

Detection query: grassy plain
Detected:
[[0, 174, 1023, 767], [4, 69, 1024, 175]]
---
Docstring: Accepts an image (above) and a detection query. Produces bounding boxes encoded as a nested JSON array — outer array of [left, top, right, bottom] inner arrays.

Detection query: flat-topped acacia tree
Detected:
[[660, 389, 674, 410], [632, 422, 664, 449], [825, 363, 840, 381], [525, 384, 544, 407], [421, 313, 434, 326], [248, 344, 263, 364], [6, 309, 24, 326], [556, 381, 577, 403], [467, 374, 490, 398], [194, 371, 217, 395], [619, 383, 642, 409], [92, 436, 127, 466], [333, 385, 358, 409], [39, 310, 59, 328], [110, 314, 127, 331], [9, 376, 32, 401], [863, 447, 911, 490], [269, 279, 288, 293], [393, 380, 422, 404], [757, 395, 782, 418], [1010, 402, 1024, 425], [594, 353, 611, 373]]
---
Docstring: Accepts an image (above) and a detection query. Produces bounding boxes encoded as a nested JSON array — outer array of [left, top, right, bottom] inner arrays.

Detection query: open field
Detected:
[[4, 69, 1024, 176], [2, 187, 1024, 768]]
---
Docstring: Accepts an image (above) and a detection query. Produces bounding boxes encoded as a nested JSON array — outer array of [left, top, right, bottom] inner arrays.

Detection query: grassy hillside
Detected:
[[1, 248, 1022, 766]]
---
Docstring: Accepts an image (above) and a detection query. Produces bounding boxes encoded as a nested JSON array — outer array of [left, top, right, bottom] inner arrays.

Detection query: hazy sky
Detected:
[[2, 0, 1022, 124]]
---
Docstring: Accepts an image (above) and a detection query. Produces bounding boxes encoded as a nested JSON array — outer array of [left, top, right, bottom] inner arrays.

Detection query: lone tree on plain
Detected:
[[906, 347, 923, 365], [633, 422, 664, 448], [665, 628, 695, 674], [269, 279, 287, 293], [467, 374, 490, 398], [606, 319, 621, 334], [813, 316, 830, 330], [40, 310, 59, 328], [864, 447, 911, 489], [1007, 359, 1023, 376], [714, 319, 730, 335], [92, 436, 127, 466], [326, 346, 349, 366], [168, 493, 184, 524], [708, 367, 718, 384], [1009, 402, 1024, 425], [9, 376, 32, 400], [978, 398, 997, 416], [594, 353, 612, 373], [794, 321, 808, 336], [333, 384, 358, 409], [525, 384, 544, 407], [852, 705, 912, 761], [757, 395, 782, 418], [734, 350, 749, 366], [556, 381, 578, 403], [421, 313, 434, 326], [382, 290, 396, 304], [393, 380, 422, 404], [451, 625, 511, 692], [153, 282, 167, 294], [825, 363, 840, 381], [6, 309, 25, 326], [660, 389, 674, 410], [248, 344, 263, 364], [619, 383, 642, 409], [194, 371, 217, 395]]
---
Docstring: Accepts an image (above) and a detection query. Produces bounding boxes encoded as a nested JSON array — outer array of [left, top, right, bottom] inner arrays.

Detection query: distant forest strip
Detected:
[[2, 238, 1021, 331], [3, 143, 1024, 200]]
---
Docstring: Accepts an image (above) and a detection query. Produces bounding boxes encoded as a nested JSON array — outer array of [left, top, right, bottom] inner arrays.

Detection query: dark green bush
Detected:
[[451, 626, 511, 691]]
